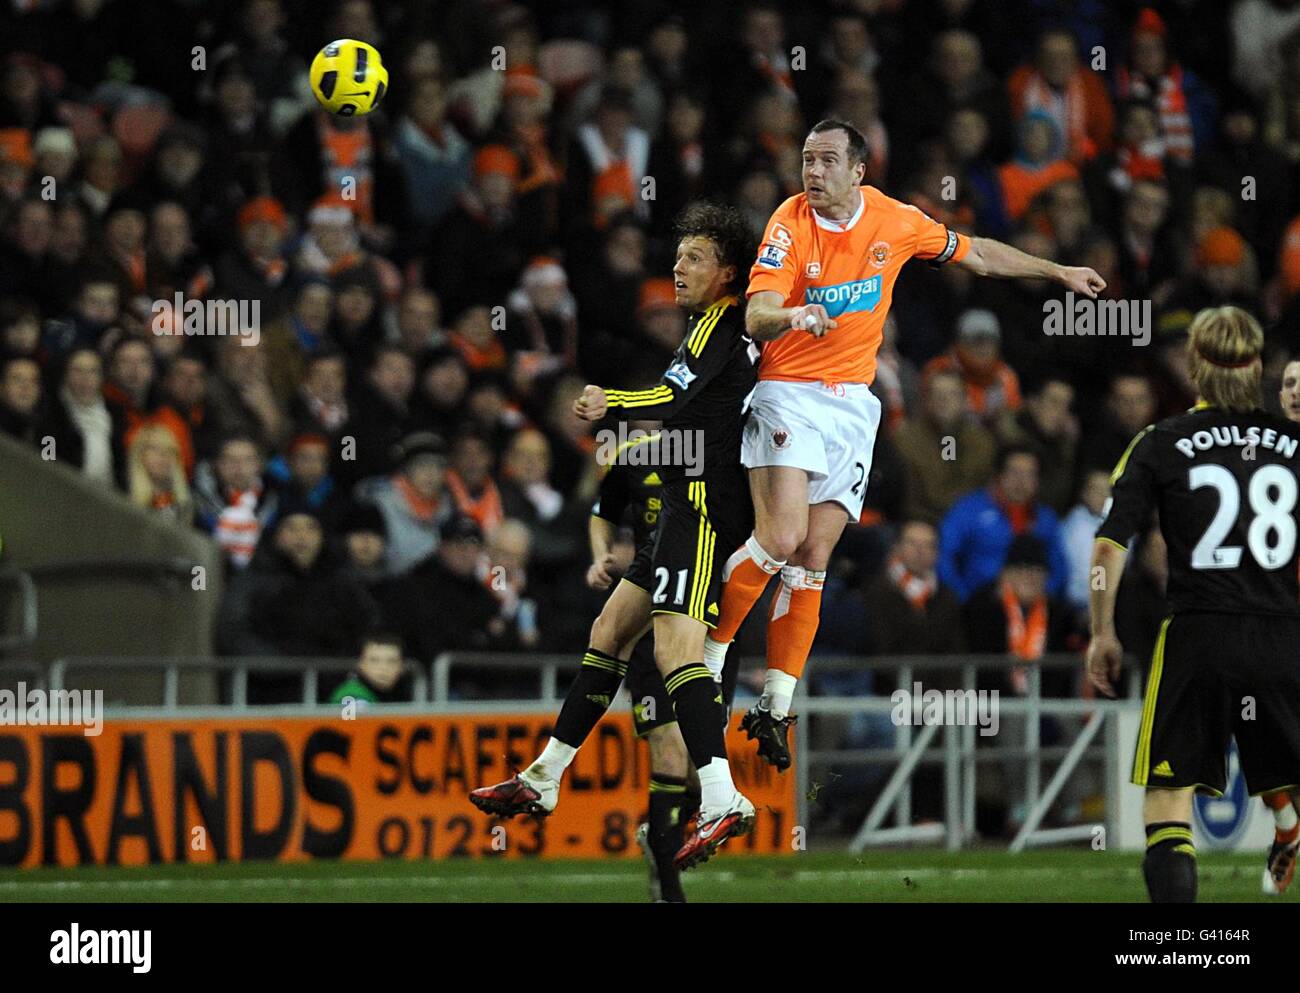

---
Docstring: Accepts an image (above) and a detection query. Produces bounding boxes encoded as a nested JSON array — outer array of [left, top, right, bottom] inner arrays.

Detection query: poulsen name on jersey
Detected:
[[1174, 424, 1300, 460]]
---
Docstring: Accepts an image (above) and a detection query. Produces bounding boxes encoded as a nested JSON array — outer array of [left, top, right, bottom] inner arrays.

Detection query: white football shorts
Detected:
[[740, 379, 881, 518]]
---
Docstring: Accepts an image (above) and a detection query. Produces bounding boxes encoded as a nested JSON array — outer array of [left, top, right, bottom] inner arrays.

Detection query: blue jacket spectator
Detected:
[[938, 445, 1069, 601]]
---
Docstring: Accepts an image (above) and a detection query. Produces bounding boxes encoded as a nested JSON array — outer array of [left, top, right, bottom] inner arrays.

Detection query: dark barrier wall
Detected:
[[0, 433, 220, 702]]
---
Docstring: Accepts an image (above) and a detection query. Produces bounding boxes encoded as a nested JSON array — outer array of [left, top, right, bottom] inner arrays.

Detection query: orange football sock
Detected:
[[765, 567, 825, 681], [1265, 791, 1291, 811], [710, 536, 784, 645]]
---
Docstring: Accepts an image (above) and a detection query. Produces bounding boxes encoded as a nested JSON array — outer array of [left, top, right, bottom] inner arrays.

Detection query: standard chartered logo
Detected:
[[805, 277, 881, 315]]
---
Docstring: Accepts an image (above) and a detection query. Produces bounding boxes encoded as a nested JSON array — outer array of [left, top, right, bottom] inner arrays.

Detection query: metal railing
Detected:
[[38, 652, 588, 714], [431, 651, 581, 703], [26, 649, 1146, 852], [47, 655, 428, 709], [0, 567, 37, 659], [794, 653, 1143, 853]]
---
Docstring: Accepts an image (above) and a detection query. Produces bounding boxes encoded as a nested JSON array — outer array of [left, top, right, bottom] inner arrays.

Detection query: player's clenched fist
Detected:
[[789, 303, 837, 338], [1084, 632, 1124, 698], [574, 384, 607, 421], [1058, 265, 1107, 299], [586, 554, 618, 590]]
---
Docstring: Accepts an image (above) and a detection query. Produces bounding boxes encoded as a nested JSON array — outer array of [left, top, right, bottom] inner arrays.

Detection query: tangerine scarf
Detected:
[[446, 470, 504, 532], [888, 555, 936, 611], [1000, 580, 1048, 660], [395, 475, 441, 522], [993, 485, 1033, 535]]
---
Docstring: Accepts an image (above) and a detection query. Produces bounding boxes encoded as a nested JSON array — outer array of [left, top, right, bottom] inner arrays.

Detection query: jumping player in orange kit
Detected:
[[694, 119, 1106, 779]]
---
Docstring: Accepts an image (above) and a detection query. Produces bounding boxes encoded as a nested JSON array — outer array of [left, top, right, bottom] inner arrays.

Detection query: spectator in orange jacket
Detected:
[[923, 309, 1023, 425], [1008, 28, 1114, 164], [998, 109, 1079, 222]]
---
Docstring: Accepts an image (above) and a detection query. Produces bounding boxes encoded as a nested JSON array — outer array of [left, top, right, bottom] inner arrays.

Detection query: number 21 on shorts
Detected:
[[653, 567, 689, 605]]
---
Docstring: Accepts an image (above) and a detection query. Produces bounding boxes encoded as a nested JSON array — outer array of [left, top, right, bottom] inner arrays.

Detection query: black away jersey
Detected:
[[602, 295, 757, 488], [1097, 404, 1300, 617], [592, 435, 663, 547]]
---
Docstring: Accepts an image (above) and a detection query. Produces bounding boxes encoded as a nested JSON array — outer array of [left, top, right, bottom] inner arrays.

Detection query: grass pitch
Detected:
[[0, 849, 1283, 903]]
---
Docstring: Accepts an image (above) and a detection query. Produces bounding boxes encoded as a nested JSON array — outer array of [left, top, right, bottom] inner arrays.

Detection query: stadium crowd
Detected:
[[2, 0, 1300, 740]]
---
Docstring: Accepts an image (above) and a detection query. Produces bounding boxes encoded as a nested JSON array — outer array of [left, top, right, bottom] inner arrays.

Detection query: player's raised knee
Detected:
[[755, 522, 805, 561], [790, 538, 836, 572]]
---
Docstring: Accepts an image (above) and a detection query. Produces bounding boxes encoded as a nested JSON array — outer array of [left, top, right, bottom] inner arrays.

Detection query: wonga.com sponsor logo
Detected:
[[804, 276, 882, 317]]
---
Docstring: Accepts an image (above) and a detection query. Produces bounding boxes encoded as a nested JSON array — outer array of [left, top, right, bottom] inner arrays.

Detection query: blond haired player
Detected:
[[1088, 308, 1300, 902], [697, 119, 1105, 771], [1260, 353, 1300, 894]]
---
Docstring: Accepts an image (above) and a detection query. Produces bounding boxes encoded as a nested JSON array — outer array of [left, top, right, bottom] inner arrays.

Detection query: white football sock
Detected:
[[759, 669, 798, 720], [525, 739, 575, 783], [702, 635, 728, 680], [697, 757, 736, 812], [722, 535, 785, 581], [1275, 802, 1299, 832]]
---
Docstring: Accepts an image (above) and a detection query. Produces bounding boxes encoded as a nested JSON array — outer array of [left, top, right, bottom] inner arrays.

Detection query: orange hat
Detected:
[[0, 128, 34, 168], [238, 195, 287, 231], [1134, 7, 1167, 38], [522, 255, 566, 289], [474, 144, 519, 181], [1197, 227, 1246, 267], [638, 278, 677, 314]]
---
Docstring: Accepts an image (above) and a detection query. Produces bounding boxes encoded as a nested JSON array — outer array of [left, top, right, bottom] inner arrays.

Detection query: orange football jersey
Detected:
[[747, 186, 971, 386]]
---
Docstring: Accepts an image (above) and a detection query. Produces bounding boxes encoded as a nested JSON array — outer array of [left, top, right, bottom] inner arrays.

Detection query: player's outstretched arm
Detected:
[[958, 236, 1107, 299], [746, 290, 838, 341], [576, 302, 747, 423], [1085, 537, 1128, 697]]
